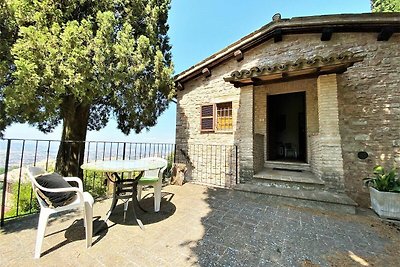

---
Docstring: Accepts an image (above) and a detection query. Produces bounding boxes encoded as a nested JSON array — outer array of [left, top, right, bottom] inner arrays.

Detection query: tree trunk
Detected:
[[56, 95, 90, 178]]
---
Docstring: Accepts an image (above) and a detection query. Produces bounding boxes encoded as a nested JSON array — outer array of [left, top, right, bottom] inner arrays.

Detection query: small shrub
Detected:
[[6, 182, 39, 217], [82, 170, 108, 198], [364, 165, 400, 192], [163, 152, 174, 179]]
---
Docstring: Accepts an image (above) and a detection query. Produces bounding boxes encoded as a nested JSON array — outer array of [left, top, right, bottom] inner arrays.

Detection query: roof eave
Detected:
[[174, 12, 400, 86]]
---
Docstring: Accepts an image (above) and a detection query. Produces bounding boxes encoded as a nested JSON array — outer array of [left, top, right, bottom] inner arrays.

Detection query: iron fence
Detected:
[[175, 143, 238, 188], [0, 138, 238, 226]]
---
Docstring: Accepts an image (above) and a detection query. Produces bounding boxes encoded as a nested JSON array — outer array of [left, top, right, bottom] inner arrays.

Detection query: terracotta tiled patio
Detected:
[[1, 183, 399, 266]]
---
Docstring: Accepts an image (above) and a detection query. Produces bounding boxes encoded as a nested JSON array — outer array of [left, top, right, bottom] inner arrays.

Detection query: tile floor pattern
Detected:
[[0, 183, 399, 266]]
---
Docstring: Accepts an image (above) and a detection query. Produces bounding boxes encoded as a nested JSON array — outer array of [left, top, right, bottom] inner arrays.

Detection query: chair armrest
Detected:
[[63, 177, 83, 190], [35, 187, 86, 205], [36, 185, 83, 194]]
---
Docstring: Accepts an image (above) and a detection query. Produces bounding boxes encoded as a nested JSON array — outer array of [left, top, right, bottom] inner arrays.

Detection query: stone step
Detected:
[[234, 183, 358, 214], [253, 168, 325, 190], [264, 161, 311, 172]]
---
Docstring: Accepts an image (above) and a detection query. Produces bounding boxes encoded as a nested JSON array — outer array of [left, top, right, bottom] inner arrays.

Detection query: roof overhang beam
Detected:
[[224, 51, 364, 87]]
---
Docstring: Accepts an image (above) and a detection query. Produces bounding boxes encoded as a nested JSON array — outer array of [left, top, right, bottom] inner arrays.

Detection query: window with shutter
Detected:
[[201, 104, 214, 132]]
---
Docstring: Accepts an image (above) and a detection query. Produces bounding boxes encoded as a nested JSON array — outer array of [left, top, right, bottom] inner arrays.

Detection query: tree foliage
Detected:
[[4, 0, 174, 134], [0, 0, 16, 137], [371, 0, 400, 12], [1, 0, 174, 175]]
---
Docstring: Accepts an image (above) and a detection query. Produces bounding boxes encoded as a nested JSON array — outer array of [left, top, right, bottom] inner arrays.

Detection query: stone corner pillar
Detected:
[[317, 74, 345, 190], [235, 85, 254, 182]]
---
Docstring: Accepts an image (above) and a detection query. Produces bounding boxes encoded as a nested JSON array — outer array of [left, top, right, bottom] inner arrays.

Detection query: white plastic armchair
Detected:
[[137, 157, 168, 212], [27, 166, 94, 259]]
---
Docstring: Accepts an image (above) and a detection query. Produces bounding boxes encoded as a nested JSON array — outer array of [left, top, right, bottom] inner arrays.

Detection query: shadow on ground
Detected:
[[106, 191, 176, 227], [0, 210, 84, 235], [1, 184, 400, 266], [183, 186, 400, 267], [41, 216, 109, 256]]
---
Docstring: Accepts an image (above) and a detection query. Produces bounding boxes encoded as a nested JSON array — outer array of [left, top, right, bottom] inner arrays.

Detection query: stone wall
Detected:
[[176, 31, 400, 206], [336, 34, 400, 206], [253, 133, 265, 174], [175, 60, 241, 186], [316, 74, 345, 190], [239, 32, 400, 206], [175, 143, 237, 187], [236, 85, 254, 182], [309, 135, 322, 179], [175, 61, 240, 147]]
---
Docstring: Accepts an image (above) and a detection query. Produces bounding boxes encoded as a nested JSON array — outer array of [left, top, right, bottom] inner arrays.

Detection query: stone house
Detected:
[[174, 13, 400, 212]]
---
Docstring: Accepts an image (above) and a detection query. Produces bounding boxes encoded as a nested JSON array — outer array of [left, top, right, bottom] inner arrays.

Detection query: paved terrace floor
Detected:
[[1, 183, 399, 267]]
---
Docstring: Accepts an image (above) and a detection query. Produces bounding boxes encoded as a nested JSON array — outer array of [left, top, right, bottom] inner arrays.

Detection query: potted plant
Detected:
[[363, 165, 400, 219]]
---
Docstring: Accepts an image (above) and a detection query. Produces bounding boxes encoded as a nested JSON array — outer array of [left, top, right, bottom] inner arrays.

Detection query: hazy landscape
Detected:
[[0, 139, 175, 171]]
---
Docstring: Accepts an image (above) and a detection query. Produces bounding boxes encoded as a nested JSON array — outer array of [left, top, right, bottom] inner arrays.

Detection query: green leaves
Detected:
[[371, 0, 400, 12], [364, 165, 400, 192], [1, 0, 174, 136], [0, 0, 17, 136]]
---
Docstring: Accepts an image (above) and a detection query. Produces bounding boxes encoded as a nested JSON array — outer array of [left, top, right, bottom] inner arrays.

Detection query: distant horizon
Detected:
[[0, 139, 175, 168], [2, 0, 371, 143]]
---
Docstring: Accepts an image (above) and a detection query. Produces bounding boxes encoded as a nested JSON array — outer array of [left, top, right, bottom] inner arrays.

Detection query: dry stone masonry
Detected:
[[175, 13, 400, 207]]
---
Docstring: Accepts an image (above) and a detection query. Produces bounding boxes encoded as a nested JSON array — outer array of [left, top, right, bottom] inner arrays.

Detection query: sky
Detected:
[[3, 0, 371, 143]]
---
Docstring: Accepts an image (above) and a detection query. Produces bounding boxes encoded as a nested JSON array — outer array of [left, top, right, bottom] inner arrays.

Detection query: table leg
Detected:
[[132, 182, 147, 213], [130, 200, 144, 230], [95, 171, 147, 232], [94, 173, 118, 234], [103, 192, 118, 224], [128, 171, 145, 229], [104, 173, 119, 222]]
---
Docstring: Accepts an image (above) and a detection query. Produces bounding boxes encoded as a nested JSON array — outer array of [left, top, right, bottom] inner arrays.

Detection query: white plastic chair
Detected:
[[137, 157, 168, 212], [27, 166, 94, 259]]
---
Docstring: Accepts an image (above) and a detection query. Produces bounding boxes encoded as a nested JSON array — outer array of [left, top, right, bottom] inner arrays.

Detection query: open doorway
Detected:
[[267, 91, 306, 162]]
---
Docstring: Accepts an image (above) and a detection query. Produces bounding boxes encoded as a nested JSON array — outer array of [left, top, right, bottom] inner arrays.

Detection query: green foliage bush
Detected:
[[364, 165, 400, 192], [82, 170, 108, 198], [371, 0, 400, 12], [164, 152, 175, 179], [6, 182, 39, 217]]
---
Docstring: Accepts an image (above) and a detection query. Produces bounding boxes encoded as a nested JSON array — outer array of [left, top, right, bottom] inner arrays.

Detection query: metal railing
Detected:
[[175, 143, 238, 188], [0, 138, 238, 226]]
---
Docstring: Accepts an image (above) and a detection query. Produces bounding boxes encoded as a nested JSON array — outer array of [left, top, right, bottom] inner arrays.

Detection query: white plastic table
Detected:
[[81, 159, 165, 231]]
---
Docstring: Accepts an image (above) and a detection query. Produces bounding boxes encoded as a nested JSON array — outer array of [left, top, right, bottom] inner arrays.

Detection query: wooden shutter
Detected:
[[201, 104, 214, 132]]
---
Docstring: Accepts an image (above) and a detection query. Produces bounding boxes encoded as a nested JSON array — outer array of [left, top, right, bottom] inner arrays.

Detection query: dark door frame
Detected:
[[266, 91, 307, 162]]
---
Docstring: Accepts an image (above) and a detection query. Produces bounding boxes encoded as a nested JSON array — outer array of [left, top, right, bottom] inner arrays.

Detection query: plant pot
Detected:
[[369, 187, 400, 220]]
